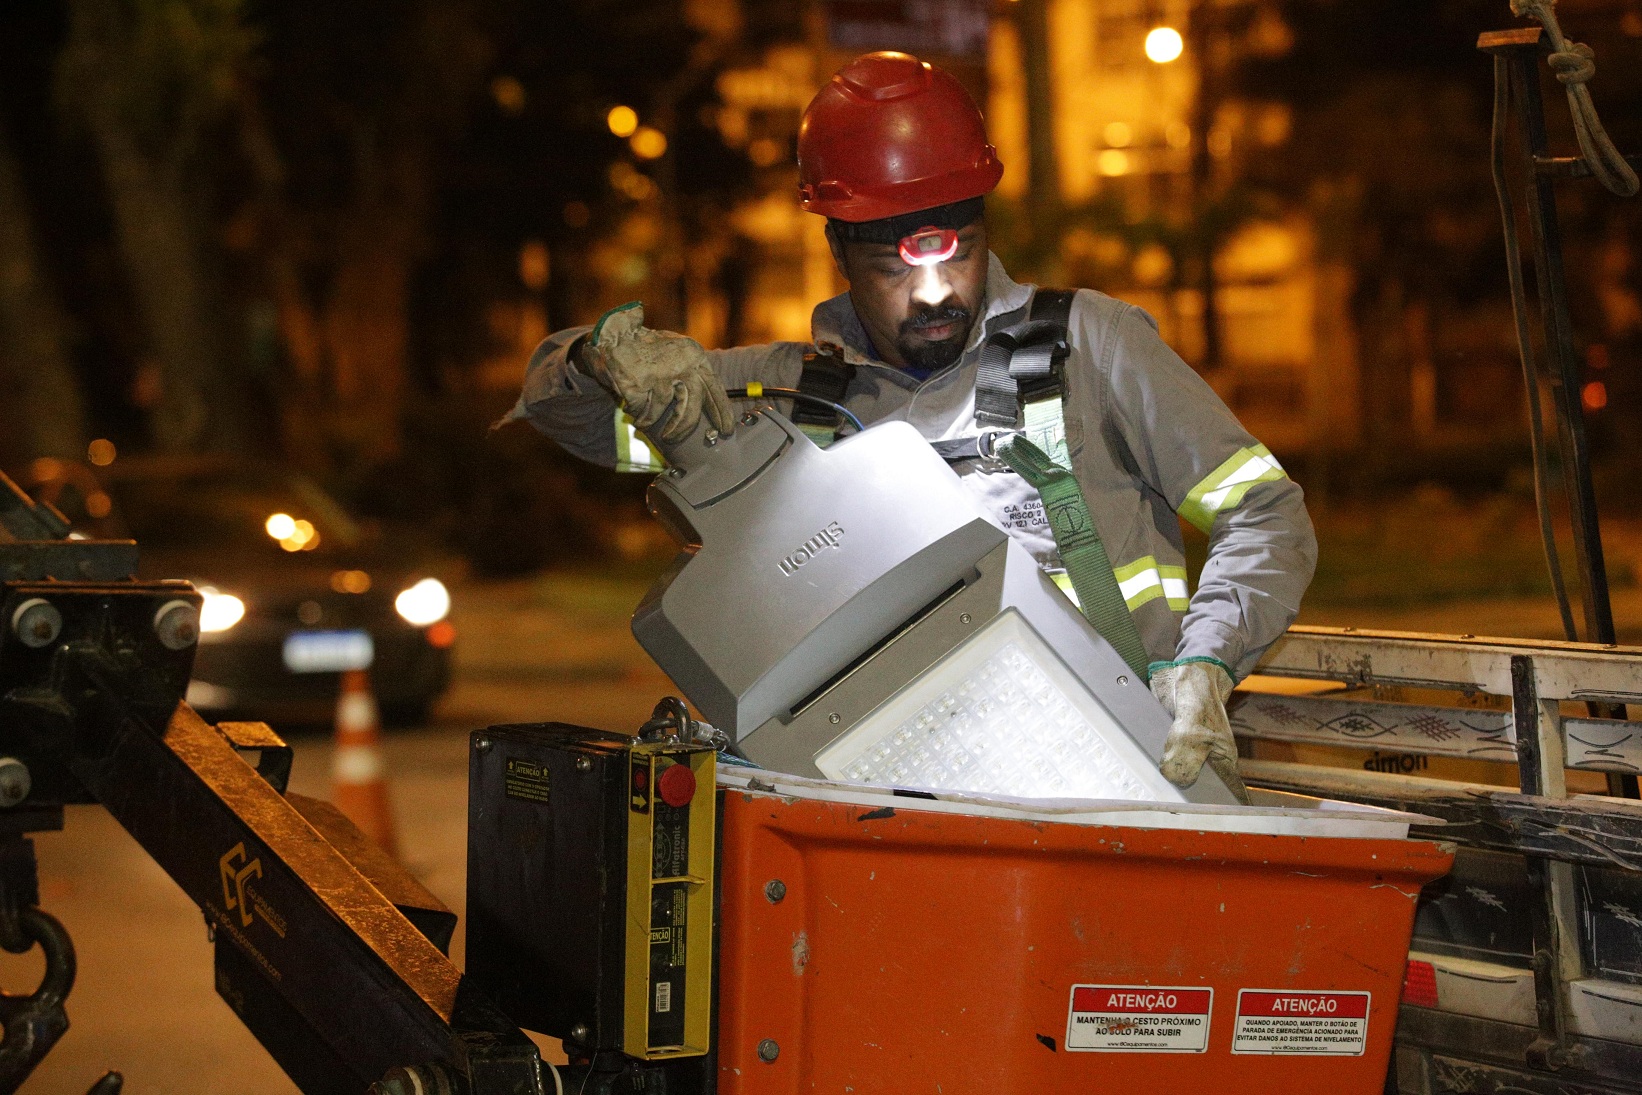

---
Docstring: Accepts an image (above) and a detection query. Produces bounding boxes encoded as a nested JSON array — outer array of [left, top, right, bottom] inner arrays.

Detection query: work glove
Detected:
[[577, 302, 734, 443], [1149, 658, 1251, 805]]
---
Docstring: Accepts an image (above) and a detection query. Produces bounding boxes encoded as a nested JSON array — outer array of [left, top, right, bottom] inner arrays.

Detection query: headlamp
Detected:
[[898, 226, 959, 267]]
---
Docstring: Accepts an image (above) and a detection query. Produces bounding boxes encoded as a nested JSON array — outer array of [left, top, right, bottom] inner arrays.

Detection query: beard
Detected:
[[894, 302, 972, 372]]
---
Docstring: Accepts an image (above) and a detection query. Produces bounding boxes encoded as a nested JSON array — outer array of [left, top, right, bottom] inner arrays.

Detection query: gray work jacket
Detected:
[[508, 253, 1317, 678]]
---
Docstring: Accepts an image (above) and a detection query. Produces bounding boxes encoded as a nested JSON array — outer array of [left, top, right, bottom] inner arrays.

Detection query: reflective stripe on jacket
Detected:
[[506, 253, 1317, 678]]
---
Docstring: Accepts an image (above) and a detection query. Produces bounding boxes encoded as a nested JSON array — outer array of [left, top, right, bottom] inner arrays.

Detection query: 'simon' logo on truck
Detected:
[[779, 521, 844, 576]]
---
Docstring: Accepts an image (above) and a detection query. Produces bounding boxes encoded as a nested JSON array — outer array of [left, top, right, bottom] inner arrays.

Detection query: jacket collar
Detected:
[[809, 252, 1033, 390]]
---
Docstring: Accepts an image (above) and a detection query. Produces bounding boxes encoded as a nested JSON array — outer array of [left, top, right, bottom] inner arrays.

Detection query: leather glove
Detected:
[[577, 302, 734, 443], [1149, 658, 1251, 805]]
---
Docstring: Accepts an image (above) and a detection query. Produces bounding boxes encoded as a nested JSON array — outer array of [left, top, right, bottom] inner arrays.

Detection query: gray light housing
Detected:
[[632, 411, 1239, 805]]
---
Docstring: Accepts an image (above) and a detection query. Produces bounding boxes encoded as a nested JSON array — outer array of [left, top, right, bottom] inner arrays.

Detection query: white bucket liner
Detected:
[[716, 764, 1434, 841]]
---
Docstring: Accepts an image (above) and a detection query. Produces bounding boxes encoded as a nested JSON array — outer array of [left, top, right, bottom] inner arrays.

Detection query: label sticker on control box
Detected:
[[1065, 985, 1213, 1052], [1232, 990, 1370, 1055]]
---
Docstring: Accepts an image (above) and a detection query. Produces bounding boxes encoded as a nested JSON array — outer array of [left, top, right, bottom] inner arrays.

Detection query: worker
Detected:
[[508, 51, 1316, 796]]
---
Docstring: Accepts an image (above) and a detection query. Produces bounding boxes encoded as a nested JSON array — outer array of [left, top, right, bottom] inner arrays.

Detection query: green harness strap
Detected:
[[977, 289, 1154, 680], [995, 432, 1152, 682]]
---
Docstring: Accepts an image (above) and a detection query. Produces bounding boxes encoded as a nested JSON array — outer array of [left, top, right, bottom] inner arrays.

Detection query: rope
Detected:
[[1511, 0, 1639, 196]]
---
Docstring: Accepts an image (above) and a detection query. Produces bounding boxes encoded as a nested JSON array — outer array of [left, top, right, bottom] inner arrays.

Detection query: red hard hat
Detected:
[[797, 52, 1004, 223]]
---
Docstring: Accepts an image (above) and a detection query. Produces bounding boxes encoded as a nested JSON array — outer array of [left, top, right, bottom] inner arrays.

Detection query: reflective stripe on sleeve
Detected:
[[1112, 557, 1190, 612], [1054, 559, 1190, 613], [1178, 444, 1287, 533], [614, 409, 665, 473]]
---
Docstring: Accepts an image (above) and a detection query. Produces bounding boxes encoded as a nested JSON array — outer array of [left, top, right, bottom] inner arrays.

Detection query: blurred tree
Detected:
[[253, 0, 762, 564], [0, 114, 89, 461], [238, 1, 493, 478], [236, 0, 749, 482], [1232, 0, 1505, 442], [56, 0, 256, 454], [1015, 0, 1062, 246], [5, 0, 771, 564]]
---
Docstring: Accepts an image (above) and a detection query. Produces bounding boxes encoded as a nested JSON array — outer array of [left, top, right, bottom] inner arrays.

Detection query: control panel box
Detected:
[[465, 723, 715, 1063]]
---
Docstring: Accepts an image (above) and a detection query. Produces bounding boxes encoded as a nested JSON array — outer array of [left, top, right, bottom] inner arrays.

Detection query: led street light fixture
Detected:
[[814, 612, 1177, 802], [632, 412, 1241, 806]]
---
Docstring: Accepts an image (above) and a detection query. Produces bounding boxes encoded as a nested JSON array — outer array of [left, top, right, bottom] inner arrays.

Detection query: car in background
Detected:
[[20, 455, 454, 726]]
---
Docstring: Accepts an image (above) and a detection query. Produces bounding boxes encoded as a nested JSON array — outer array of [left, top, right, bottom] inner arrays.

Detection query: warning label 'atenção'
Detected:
[[1065, 985, 1213, 1053], [1231, 990, 1370, 1055]]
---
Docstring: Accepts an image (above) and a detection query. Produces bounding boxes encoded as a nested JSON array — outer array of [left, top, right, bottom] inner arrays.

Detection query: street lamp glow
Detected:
[[607, 105, 639, 138], [630, 126, 668, 160], [1145, 26, 1184, 63], [1097, 149, 1132, 177]]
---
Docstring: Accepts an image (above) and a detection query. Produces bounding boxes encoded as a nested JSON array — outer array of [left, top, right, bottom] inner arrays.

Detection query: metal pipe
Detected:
[[1509, 46, 1617, 648]]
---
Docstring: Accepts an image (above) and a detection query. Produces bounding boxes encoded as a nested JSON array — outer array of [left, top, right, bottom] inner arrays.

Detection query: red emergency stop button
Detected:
[[658, 762, 696, 807]]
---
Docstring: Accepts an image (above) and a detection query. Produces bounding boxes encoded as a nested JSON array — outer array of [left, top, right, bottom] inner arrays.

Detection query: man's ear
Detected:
[[823, 223, 850, 282]]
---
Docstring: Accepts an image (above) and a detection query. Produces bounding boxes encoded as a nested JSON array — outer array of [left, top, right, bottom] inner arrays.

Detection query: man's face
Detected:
[[829, 219, 988, 373]]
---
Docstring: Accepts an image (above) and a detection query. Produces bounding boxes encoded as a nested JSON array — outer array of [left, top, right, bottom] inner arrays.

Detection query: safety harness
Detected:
[[794, 289, 1153, 680]]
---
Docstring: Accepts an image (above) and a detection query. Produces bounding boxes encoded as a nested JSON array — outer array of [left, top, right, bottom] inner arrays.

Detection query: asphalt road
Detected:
[[15, 574, 1642, 1093]]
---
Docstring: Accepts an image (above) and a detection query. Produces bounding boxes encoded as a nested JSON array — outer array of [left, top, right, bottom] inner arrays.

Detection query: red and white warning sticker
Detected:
[[1065, 985, 1213, 1052], [1232, 990, 1371, 1055]]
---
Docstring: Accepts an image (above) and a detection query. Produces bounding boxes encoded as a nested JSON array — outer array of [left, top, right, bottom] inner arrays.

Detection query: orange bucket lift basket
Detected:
[[714, 769, 1452, 1095]]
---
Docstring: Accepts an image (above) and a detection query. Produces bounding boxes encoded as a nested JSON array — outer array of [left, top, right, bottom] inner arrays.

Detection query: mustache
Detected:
[[900, 303, 971, 338]]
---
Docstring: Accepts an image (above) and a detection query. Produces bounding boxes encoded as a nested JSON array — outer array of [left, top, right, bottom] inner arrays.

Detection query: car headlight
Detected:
[[395, 578, 450, 626], [198, 587, 246, 633]]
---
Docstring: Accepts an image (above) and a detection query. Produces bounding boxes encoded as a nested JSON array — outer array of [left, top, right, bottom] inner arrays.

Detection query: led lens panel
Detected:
[[814, 611, 1181, 802]]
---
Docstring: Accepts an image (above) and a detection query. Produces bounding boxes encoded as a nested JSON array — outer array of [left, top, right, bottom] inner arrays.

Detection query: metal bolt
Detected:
[[764, 879, 786, 904], [153, 599, 200, 650], [1117, 675, 1129, 686], [959, 613, 972, 625], [667, 467, 685, 479], [569, 1023, 591, 1045], [0, 758, 31, 808], [741, 412, 759, 426], [474, 736, 491, 754], [828, 712, 841, 725], [704, 429, 721, 447], [757, 1039, 780, 1063], [575, 756, 593, 772], [10, 599, 61, 649]]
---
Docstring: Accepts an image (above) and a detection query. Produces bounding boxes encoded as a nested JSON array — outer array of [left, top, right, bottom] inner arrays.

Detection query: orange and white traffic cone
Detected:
[[331, 669, 398, 857]]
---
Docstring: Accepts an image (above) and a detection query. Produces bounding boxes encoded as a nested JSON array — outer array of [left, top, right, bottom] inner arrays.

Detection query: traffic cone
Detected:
[[331, 669, 398, 857]]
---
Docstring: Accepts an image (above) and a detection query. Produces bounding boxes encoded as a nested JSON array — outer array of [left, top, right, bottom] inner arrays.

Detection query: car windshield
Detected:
[[43, 462, 362, 557]]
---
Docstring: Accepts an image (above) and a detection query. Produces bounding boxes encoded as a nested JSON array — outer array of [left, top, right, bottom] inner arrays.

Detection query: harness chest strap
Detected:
[[994, 434, 1152, 680], [983, 289, 1153, 681]]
